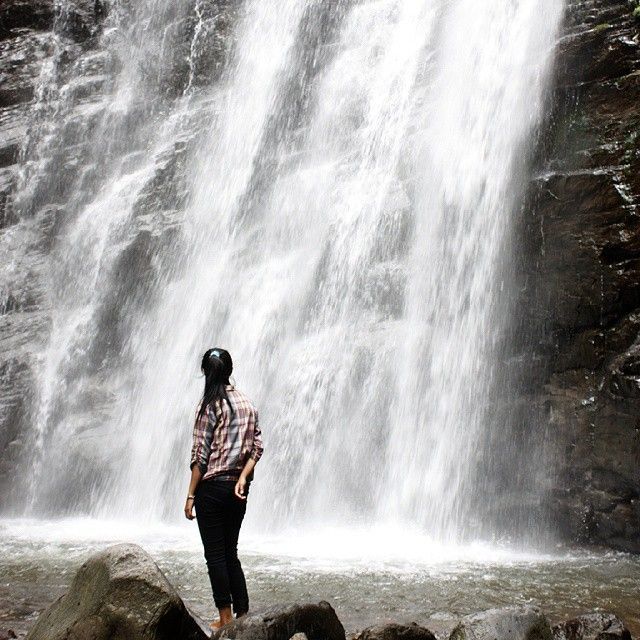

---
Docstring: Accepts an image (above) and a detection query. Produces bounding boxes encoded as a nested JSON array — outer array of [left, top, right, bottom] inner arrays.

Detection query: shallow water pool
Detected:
[[0, 518, 638, 637]]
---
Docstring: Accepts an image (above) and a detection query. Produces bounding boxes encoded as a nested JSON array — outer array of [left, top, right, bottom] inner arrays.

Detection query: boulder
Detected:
[[423, 615, 462, 640], [353, 622, 437, 640], [213, 601, 346, 640], [552, 613, 632, 640], [25, 543, 207, 640], [449, 607, 552, 640]]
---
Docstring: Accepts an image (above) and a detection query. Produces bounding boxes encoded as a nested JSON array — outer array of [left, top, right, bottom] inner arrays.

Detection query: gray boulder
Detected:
[[25, 542, 207, 640], [552, 613, 631, 640], [353, 622, 437, 640], [213, 601, 345, 640], [449, 607, 552, 640], [423, 615, 462, 640]]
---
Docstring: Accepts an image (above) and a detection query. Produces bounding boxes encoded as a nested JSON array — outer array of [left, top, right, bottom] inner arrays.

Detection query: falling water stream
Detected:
[[11, 0, 563, 535], [6, 0, 640, 635]]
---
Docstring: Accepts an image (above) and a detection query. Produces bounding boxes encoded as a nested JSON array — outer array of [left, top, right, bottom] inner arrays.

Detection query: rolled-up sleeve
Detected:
[[249, 409, 264, 462], [190, 401, 212, 474]]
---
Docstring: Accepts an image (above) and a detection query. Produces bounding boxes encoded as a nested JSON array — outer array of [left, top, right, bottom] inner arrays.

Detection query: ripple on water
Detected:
[[0, 518, 638, 636]]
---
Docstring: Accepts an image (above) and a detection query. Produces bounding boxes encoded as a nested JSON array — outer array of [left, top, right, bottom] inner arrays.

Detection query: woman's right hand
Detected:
[[184, 498, 195, 520]]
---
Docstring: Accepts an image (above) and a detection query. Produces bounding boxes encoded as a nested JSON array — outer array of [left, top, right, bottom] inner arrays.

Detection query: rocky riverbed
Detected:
[[0, 522, 639, 640], [1, 543, 635, 640]]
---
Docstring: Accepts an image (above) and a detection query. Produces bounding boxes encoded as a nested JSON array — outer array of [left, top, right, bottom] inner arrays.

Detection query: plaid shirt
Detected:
[[190, 384, 263, 481]]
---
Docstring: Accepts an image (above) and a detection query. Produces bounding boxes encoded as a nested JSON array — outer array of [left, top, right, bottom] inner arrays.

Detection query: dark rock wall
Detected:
[[520, 0, 640, 551]]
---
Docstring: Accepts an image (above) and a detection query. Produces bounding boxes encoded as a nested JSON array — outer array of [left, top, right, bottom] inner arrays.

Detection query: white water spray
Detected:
[[10, 0, 563, 545]]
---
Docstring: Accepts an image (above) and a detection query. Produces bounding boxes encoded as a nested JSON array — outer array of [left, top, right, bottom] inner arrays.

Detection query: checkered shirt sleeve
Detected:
[[190, 400, 215, 474], [250, 409, 264, 462]]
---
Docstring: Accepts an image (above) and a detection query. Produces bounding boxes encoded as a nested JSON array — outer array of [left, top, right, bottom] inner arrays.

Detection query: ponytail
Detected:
[[198, 347, 234, 421]]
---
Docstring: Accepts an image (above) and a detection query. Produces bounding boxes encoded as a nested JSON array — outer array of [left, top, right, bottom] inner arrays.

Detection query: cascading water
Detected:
[[6, 0, 563, 545]]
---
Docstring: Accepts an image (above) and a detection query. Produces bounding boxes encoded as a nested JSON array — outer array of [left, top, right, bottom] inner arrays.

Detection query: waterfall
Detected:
[[7, 0, 563, 544]]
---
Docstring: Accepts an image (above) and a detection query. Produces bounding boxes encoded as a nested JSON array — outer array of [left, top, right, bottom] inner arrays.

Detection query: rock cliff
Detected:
[[518, 0, 640, 551]]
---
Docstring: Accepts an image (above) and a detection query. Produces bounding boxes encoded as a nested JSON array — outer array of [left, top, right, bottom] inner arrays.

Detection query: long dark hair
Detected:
[[198, 347, 234, 422]]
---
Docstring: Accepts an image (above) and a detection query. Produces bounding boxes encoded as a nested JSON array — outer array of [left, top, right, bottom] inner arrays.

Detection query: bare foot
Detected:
[[210, 606, 234, 631]]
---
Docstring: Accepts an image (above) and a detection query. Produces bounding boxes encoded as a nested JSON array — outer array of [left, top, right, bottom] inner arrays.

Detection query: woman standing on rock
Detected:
[[184, 347, 264, 631]]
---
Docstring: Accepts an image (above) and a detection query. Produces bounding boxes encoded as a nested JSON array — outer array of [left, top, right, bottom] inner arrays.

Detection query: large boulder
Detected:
[[353, 622, 437, 640], [552, 613, 632, 640], [213, 601, 346, 640], [25, 543, 207, 640], [449, 607, 552, 640]]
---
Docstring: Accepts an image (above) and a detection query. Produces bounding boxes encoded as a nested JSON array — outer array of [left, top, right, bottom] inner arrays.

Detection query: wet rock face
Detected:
[[0, 0, 113, 507], [518, 0, 640, 551], [0, 0, 236, 510], [0, 0, 93, 502]]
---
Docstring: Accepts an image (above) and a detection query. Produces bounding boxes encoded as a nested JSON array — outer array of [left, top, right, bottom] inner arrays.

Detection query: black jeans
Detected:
[[194, 478, 250, 615]]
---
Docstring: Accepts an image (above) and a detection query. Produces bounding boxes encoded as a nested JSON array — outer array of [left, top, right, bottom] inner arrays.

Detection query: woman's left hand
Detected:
[[184, 498, 195, 520], [234, 477, 247, 500]]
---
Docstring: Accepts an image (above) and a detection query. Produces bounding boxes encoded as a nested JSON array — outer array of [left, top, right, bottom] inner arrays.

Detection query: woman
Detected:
[[184, 347, 264, 630]]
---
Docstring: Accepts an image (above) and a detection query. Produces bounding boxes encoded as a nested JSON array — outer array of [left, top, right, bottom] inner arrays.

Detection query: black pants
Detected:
[[194, 478, 250, 615]]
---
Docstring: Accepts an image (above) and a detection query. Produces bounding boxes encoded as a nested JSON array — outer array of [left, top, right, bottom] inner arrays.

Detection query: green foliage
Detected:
[[593, 23, 611, 31]]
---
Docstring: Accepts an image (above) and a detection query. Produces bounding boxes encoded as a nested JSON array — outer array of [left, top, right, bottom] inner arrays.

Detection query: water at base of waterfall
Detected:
[[1, 517, 639, 636]]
